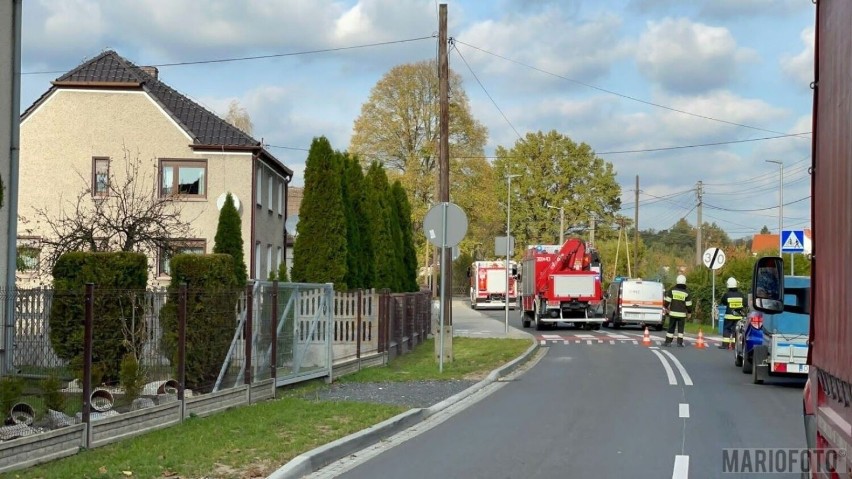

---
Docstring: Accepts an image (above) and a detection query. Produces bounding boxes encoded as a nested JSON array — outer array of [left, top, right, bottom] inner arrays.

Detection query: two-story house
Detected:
[[18, 50, 292, 285]]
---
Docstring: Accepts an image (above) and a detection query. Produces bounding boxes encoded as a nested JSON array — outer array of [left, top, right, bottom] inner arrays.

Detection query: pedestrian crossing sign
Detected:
[[780, 229, 805, 253]]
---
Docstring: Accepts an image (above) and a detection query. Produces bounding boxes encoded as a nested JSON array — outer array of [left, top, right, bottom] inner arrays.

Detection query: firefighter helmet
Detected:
[[727, 277, 738, 289], [676, 274, 686, 285]]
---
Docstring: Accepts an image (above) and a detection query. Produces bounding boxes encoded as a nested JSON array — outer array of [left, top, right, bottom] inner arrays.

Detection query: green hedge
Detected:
[[49, 252, 148, 384], [160, 254, 240, 392]]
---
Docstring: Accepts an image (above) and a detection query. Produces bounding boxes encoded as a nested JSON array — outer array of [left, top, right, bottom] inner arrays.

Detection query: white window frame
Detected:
[[255, 242, 262, 279], [256, 168, 263, 206], [267, 244, 273, 278], [277, 246, 283, 270], [268, 176, 273, 212], [278, 181, 283, 216]]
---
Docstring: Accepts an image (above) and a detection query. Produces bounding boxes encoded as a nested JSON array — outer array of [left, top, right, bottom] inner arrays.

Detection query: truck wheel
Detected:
[[742, 353, 753, 374], [752, 363, 765, 385], [752, 346, 767, 385]]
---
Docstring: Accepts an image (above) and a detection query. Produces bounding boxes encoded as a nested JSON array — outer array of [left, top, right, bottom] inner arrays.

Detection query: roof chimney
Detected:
[[140, 66, 159, 79]]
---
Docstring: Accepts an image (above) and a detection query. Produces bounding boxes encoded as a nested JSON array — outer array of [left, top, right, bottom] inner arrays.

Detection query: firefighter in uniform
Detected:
[[719, 277, 746, 350], [663, 275, 692, 347]]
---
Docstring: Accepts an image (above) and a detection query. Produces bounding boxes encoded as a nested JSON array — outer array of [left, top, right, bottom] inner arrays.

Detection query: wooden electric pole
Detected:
[[437, 3, 453, 362]]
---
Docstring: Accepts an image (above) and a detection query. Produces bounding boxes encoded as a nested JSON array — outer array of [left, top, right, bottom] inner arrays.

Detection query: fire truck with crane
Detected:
[[519, 238, 603, 330], [751, 1, 851, 475]]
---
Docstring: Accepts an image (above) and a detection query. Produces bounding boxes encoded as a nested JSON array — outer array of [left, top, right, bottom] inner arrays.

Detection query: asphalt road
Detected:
[[317, 309, 807, 479]]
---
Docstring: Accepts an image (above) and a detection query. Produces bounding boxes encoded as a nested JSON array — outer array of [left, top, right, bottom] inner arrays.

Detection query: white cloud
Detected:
[[458, 8, 629, 90], [635, 17, 756, 94], [780, 27, 814, 89]]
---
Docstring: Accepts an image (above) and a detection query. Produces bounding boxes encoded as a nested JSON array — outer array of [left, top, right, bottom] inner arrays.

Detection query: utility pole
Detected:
[[695, 181, 703, 266], [437, 3, 453, 362], [589, 216, 596, 248], [634, 175, 639, 276]]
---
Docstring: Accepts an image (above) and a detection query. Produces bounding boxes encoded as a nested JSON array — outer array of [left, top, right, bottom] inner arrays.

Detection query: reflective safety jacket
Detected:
[[664, 285, 693, 318], [721, 289, 746, 320]]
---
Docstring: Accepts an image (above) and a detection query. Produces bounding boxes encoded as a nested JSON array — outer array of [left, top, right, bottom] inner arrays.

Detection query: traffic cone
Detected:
[[695, 329, 707, 349], [642, 327, 652, 346]]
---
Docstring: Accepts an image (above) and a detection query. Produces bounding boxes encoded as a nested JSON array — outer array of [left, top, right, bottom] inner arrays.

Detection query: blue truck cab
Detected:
[[734, 275, 810, 384]]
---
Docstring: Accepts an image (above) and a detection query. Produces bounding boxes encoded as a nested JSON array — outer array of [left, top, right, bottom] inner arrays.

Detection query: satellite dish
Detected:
[[285, 215, 300, 237], [216, 193, 241, 212]]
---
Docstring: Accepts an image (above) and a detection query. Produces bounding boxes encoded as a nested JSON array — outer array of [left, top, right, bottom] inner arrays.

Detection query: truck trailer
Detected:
[[751, 1, 852, 475], [519, 238, 603, 330]]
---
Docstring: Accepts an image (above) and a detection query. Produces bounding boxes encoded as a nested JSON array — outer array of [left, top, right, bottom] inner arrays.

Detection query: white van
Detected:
[[603, 278, 665, 330]]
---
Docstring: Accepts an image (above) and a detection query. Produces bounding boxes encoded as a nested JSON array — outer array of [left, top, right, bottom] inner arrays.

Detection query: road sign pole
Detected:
[[712, 269, 716, 332], [439, 202, 447, 374]]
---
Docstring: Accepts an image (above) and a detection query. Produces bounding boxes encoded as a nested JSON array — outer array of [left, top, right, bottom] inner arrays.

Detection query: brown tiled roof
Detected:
[[752, 234, 779, 253], [23, 50, 292, 175]]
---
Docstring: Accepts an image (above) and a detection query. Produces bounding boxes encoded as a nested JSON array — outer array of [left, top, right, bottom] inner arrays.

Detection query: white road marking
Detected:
[[672, 455, 689, 479], [586, 340, 592, 345], [541, 334, 562, 339], [607, 334, 631, 340], [632, 340, 638, 345], [576, 334, 595, 339], [679, 403, 690, 418], [609, 340, 615, 345], [651, 349, 678, 385], [650, 346, 659, 350], [575, 340, 580, 344], [540, 340, 546, 345], [597, 340, 603, 343], [563, 340, 568, 345], [660, 350, 694, 386]]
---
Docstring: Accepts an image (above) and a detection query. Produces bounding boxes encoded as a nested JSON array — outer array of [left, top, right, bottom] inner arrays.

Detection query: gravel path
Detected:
[[305, 380, 480, 409]]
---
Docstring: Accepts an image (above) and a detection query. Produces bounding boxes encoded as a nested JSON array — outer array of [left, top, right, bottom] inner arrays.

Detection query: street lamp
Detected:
[[765, 160, 788, 273], [505, 174, 520, 334], [546, 204, 565, 245]]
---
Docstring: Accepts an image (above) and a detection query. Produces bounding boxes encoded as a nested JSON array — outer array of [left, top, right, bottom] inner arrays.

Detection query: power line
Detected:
[[705, 195, 810, 212], [452, 39, 812, 139], [597, 133, 807, 155], [450, 39, 522, 140], [22, 36, 437, 75]]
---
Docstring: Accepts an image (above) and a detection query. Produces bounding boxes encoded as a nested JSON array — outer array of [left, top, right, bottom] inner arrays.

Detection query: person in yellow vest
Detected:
[[719, 277, 746, 350], [663, 275, 693, 347]]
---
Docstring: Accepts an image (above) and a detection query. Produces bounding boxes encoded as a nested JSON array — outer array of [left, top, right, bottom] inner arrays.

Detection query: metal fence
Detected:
[[0, 283, 432, 446]]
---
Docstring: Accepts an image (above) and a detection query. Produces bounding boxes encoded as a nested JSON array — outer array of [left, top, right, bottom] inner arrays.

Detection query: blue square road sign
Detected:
[[780, 229, 805, 253]]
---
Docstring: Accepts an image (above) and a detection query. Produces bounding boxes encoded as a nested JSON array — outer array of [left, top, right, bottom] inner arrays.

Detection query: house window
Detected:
[[92, 157, 109, 196], [16, 239, 40, 272], [158, 239, 205, 276], [277, 246, 282, 270], [267, 176, 273, 212], [256, 169, 263, 206], [160, 160, 206, 198], [278, 181, 283, 215], [267, 244, 273, 278]]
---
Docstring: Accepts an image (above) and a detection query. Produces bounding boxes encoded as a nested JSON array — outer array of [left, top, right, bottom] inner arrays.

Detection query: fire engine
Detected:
[[468, 260, 518, 310], [519, 238, 603, 330]]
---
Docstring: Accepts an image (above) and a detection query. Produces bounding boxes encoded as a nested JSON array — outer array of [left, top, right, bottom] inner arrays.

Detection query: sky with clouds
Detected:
[[18, 0, 815, 241]]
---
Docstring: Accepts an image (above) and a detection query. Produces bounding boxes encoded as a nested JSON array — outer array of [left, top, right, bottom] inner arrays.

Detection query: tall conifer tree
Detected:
[[213, 193, 247, 286], [391, 181, 419, 292], [290, 137, 348, 287]]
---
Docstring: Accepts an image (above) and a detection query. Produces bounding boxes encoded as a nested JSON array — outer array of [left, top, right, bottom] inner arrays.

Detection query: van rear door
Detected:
[[619, 280, 665, 323]]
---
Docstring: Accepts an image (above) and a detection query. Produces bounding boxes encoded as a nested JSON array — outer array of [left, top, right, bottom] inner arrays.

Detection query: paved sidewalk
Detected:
[[268, 300, 537, 479], [445, 299, 531, 340]]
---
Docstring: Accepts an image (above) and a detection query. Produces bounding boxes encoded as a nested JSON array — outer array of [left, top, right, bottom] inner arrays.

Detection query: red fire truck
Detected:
[[468, 260, 518, 310], [519, 238, 603, 330]]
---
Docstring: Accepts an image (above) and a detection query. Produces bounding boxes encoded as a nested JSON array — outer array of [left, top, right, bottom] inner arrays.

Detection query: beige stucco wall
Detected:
[[19, 88, 284, 286]]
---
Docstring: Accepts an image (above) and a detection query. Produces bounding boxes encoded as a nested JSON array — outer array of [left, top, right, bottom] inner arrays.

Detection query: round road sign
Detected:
[[703, 247, 726, 270], [423, 202, 468, 248]]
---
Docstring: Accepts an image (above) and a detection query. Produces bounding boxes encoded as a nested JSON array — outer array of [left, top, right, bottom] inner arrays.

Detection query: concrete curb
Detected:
[[267, 337, 540, 479]]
